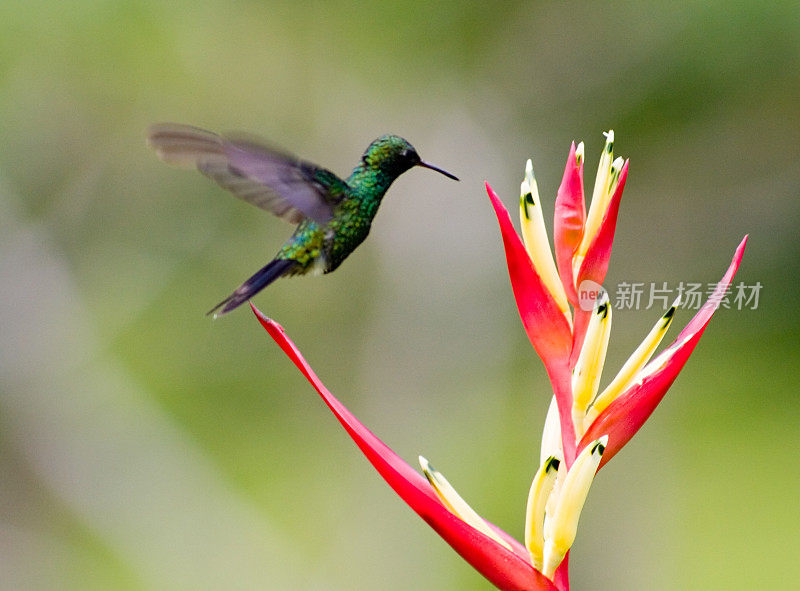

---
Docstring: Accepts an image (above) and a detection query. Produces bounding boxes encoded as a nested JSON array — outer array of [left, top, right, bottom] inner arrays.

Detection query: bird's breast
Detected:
[[325, 213, 372, 272]]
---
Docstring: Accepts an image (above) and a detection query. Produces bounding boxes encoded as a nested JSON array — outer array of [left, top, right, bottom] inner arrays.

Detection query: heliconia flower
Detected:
[[252, 131, 747, 590], [485, 130, 747, 578]]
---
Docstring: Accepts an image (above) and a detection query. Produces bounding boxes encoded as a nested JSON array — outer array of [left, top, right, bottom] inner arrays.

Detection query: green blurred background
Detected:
[[0, 1, 798, 589]]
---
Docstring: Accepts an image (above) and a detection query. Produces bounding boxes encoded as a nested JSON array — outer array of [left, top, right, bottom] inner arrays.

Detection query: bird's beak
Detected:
[[417, 161, 459, 181]]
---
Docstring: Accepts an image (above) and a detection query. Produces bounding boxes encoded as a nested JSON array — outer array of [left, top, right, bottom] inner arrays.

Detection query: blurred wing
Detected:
[[147, 123, 345, 224]]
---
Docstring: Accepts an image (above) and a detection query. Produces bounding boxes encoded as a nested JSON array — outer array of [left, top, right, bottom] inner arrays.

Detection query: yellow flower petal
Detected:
[[525, 456, 561, 570], [541, 436, 607, 579], [519, 160, 571, 319], [579, 131, 614, 254], [418, 456, 512, 550], [571, 295, 613, 437]]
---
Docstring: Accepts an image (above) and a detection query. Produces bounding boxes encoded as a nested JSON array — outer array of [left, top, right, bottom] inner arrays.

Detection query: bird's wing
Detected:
[[147, 123, 347, 225]]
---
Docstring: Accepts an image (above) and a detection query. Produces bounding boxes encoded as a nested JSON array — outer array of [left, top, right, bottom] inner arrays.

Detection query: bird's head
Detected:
[[361, 135, 458, 181]]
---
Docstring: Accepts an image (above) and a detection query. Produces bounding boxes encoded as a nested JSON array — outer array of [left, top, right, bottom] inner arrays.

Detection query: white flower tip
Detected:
[[595, 292, 610, 317], [520, 180, 536, 221], [541, 396, 565, 466], [525, 158, 534, 176], [418, 455, 430, 471], [661, 303, 677, 327], [603, 129, 615, 150], [544, 456, 561, 474], [596, 302, 609, 320], [670, 294, 682, 310], [588, 436, 608, 459], [575, 141, 585, 164]]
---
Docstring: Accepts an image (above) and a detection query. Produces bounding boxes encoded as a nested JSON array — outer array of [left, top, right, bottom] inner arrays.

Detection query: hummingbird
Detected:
[[147, 123, 458, 316]]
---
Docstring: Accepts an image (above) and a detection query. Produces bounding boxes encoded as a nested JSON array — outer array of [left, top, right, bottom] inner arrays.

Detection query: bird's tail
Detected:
[[207, 258, 299, 317]]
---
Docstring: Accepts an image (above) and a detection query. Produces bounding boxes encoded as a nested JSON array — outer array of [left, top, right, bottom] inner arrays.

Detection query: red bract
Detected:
[[486, 182, 576, 465], [553, 141, 585, 305], [252, 306, 559, 591]]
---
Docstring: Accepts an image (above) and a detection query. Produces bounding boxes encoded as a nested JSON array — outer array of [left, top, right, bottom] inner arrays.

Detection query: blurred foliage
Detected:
[[0, 1, 798, 590]]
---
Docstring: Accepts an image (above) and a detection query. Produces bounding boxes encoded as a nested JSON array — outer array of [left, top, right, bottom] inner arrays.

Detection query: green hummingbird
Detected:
[[147, 123, 458, 316]]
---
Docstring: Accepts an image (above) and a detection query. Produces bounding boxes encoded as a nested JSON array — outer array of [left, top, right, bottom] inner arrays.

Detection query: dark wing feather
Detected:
[[147, 123, 345, 225]]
